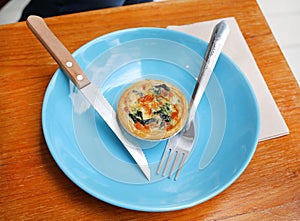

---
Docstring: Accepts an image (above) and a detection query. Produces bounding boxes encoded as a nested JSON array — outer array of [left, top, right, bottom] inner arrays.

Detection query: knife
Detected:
[[26, 15, 151, 181]]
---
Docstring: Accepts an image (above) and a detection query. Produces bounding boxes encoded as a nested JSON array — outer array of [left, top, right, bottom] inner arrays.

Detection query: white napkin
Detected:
[[168, 17, 289, 141]]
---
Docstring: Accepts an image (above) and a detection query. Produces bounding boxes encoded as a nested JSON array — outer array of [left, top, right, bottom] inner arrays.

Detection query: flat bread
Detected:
[[117, 79, 188, 140]]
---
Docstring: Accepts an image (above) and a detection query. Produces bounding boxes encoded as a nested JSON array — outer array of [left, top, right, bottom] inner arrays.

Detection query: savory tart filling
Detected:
[[117, 79, 188, 140]]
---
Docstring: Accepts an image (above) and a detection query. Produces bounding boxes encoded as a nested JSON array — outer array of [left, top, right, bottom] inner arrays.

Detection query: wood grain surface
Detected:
[[1, 0, 299, 220]]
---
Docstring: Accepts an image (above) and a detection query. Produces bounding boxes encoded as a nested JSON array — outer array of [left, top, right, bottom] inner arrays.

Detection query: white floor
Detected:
[[0, 0, 299, 85], [257, 0, 300, 86]]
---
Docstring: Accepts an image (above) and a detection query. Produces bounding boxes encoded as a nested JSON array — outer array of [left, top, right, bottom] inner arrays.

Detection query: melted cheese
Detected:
[[118, 79, 188, 140]]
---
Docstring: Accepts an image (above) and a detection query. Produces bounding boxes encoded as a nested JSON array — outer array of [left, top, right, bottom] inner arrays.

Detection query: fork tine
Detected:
[[168, 151, 183, 178], [174, 152, 189, 180], [156, 146, 171, 174], [162, 150, 177, 176]]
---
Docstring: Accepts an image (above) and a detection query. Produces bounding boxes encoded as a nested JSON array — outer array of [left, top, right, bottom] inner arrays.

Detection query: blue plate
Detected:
[[42, 28, 260, 211]]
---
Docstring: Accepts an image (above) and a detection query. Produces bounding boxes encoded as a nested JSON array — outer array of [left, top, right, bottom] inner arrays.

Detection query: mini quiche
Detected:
[[117, 79, 188, 140]]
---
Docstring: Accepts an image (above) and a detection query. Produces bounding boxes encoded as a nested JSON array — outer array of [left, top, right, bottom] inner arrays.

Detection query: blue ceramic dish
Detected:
[[42, 28, 260, 211]]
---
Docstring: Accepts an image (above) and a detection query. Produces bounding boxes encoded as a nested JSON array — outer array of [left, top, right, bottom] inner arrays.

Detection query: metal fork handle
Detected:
[[185, 21, 230, 131]]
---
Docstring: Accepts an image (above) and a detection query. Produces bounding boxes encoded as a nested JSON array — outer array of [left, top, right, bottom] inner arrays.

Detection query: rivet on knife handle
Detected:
[[26, 15, 90, 89]]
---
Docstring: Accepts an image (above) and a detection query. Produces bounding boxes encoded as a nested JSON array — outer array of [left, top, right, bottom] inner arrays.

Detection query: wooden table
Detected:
[[1, 0, 299, 219]]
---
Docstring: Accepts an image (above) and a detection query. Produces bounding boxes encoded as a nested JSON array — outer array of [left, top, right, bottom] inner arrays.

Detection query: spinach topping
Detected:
[[129, 110, 158, 126], [132, 90, 143, 97], [153, 103, 172, 128], [129, 84, 174, 128], [129, 110, 143, 124], [129, 103, 172, 127], [152, 84, 170, 95], [153, 110, 171, 122], [155, 84, 170, 91], [144, 118, 157, 125]]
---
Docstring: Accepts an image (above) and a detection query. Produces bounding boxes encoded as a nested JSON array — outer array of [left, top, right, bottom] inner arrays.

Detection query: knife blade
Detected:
[[26, 15, 151, 181]]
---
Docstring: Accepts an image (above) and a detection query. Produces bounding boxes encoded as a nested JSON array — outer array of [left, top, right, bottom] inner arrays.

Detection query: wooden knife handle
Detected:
[[26, 15, 90, 89]]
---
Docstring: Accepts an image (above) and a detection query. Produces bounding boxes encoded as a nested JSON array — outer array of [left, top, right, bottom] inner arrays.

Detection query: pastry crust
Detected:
[[117, 79, 188, 140]]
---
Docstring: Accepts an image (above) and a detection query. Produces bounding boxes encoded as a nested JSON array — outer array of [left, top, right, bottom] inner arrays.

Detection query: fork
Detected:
[[157, 20, 230, 180]]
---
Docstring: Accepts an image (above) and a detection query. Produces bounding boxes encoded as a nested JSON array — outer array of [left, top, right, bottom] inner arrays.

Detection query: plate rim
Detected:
[[41, 27, 260, 211]]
